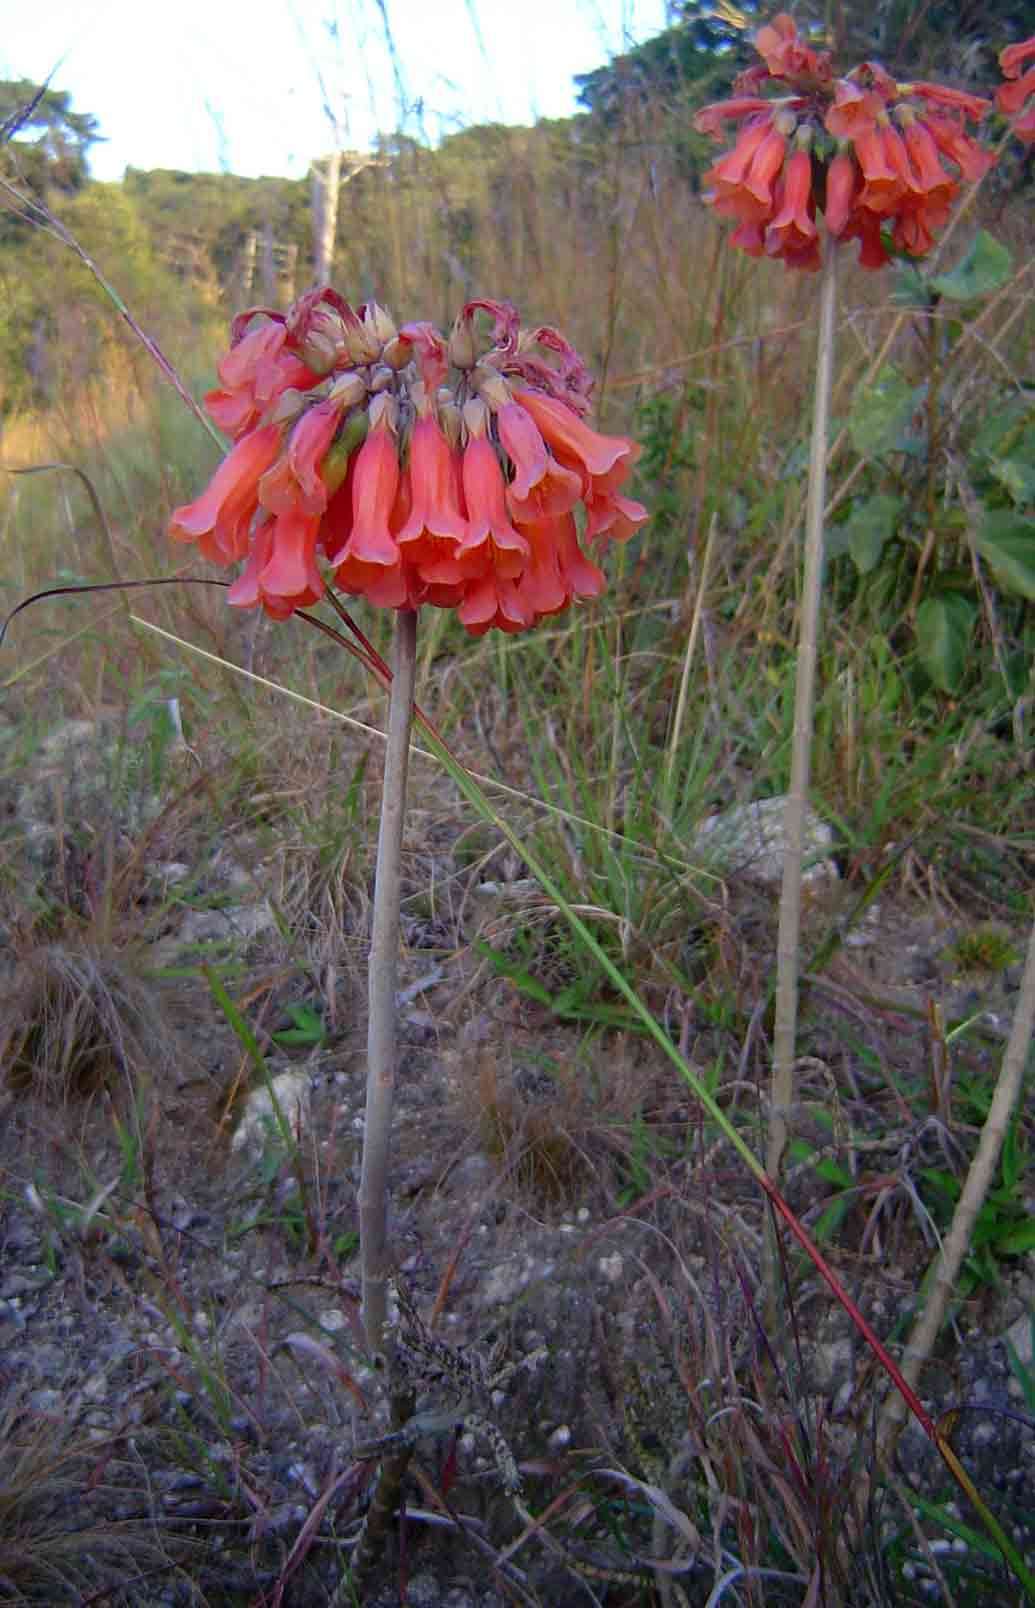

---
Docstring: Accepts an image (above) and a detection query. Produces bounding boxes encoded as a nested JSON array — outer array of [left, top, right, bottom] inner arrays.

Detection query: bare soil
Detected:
[[1, 715, 1033, 1606]]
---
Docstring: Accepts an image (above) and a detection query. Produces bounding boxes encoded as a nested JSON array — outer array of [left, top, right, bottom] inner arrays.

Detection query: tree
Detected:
[[0, 80, 102, 196]]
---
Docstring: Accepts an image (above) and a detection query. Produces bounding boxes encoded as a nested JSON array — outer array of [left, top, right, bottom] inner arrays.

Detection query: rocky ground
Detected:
[[1, 714, 1033, 1605]]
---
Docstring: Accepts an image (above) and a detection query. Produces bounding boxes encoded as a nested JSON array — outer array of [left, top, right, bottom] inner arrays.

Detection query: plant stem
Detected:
[[359, 607, 418, 1356], [768, 239, 838, 1183], [877, 900, 1035, 1458]]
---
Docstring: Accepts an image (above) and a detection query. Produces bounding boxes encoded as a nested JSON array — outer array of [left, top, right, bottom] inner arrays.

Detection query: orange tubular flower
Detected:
[[170, 424, 282, 564], [693, 11, 998, 271], [823, 150, 859, 237], [258, 399, 343, 517], [998, 35, 1035, 142], [766, 147, 820, 269], [206, 321, 320, 440], [510, 389, 637, 485], [257, 510, 325, 611], [515, 514, 606, 622], [396, 407, 469, 584], [460, 405, 529, 578], [706, 120, 791, 223], [457, 573, 534, 637], [494, 400, 549, 499], [170, 293, 643, 633], [335, 401, 403, 573], [582, 458, 649, 544], [853, 125, 904, 214]]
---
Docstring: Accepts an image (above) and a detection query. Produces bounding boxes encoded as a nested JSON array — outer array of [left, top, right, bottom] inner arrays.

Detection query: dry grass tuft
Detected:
[[0, 939, 173, 1102], [0, 1393, 174, 1602], [476, 1051, 593, 1204]]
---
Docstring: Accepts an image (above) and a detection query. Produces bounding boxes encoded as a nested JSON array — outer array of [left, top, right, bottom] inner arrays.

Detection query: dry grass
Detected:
[[0, 1393, 178, 1603], [0, 940, 175, 1102]]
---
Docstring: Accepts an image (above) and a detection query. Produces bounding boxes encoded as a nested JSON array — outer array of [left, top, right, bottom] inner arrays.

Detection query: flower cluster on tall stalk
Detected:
[[693, 11, 1015, 271], [690, 20, 1035, 1587], [169, 292, 645, 635]]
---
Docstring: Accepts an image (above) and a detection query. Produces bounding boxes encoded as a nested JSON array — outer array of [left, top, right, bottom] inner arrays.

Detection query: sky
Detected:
[[4, 0, 673, 183]]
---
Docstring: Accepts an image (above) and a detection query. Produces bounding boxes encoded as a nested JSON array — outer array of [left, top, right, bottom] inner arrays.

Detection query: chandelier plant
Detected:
[[169, 292, 645, 633], [692, 12, 1029, 272], [694, 7, 1035, 1530]]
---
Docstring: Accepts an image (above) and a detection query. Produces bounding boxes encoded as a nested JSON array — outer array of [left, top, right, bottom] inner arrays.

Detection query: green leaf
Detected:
[[814, 1194, 855, 1241], [997, 1222, 1035, 1255], [204, 967, 269, 1079], [915, 594, 975, 692], [989, 457, 1035, 509], [828, 494, 902, 574], [474, 939, 553, 1006], [273, 1002, 326, 1047], [974, 510, 1035, 599], [931, 230, 1012, 302], [971, 393, 1035, 460], [889, 261, 932, 310], [848, 367, 920, 458]]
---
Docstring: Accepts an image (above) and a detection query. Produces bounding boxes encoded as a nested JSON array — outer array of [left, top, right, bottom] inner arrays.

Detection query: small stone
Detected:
[[693, 796, 837, 886], [597, 1253, 623, 1284], [403, 1575, 440, 1608], [232, 1070, 311, 1154], [28, 1388, 61, 1412]]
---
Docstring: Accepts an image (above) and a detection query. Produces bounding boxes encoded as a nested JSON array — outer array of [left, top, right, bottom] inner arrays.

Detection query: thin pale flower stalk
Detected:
[[768, 238, 839, 1184], [359, 607, 419, 1356]]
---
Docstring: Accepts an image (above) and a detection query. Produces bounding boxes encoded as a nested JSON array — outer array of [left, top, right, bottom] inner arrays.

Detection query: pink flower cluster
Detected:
[[694, 14, 1031, 271], [170, 293, 646, 634]]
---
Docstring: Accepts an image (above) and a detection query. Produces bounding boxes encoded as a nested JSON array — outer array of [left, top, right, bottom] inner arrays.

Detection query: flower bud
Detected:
[[327, 371, 368, 409], [344, 319, 383, 366], [448, 314, 478, 370], [320, 409, 370, 495], [365, 302, 398, 345], [438, 396, 462, 447], [368, 364, 396, 394], [269, 387, 309, 428], [471, 367, 511, 410], [381, 336, 411, 371], [463, 396, 491, 435], [368, 391, 398, 433]]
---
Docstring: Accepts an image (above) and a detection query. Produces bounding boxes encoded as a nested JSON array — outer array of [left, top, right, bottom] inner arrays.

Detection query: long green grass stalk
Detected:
[[662, 511, 717, 818], [768, 240, 839, 1183]]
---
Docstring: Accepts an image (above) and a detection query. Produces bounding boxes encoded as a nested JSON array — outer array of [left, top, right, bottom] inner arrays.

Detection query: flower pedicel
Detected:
[[170, 293, 646, 632]]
